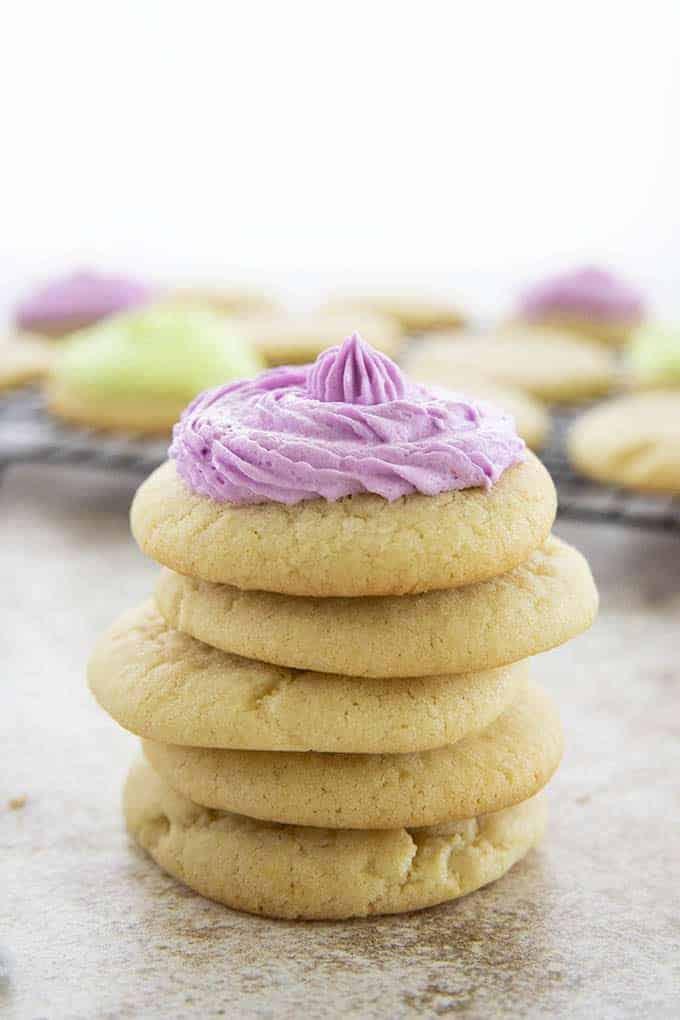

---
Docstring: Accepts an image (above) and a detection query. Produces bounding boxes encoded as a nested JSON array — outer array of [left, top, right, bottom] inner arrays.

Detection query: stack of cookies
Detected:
[[89, 334, 598, 920]]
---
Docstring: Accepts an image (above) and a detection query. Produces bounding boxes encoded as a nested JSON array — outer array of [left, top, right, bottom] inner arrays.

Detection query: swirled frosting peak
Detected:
[[170, 337, 526, 504], [307, 332, 407, 404]]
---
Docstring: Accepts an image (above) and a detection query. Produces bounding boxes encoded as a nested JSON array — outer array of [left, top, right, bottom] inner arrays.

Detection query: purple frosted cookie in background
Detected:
[[516, 265, 646, 346], [14, 269, 153, 338]]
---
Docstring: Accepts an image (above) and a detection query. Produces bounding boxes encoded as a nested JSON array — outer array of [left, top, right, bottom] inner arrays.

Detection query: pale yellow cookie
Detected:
[[167, 285, 280, 318], [0, 335, 53, 391], [568, 392, 680, 494], [131, 454, 556, 597], [407, 329, 615, 403], [46, 379, 186, 434], [89, 601, 527, 753], [237, 311, 403, 365], [125, 760, 546, 919], [142, 680, 562, 829], [156, 536, 596, 678], [323, 294, 466, 334], [406, 363, 550, 450], [514, 312, 635, 347]]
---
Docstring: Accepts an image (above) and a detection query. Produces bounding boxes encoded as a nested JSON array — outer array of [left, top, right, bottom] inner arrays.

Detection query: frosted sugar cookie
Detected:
[[515, 265, 646, 346], [47, 305, 263, 434], [14, 269, 152, 337], [125, 760, 547, 920], [131, 333, 555, 596], [142, 681, 562, 829]]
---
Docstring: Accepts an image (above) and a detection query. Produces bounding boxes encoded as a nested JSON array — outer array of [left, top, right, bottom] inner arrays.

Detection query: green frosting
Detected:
[[52, 305, 264, 399], [629, 324, 680, 385]]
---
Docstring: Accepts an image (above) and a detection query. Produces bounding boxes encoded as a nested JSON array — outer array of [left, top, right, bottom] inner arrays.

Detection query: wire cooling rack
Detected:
[[540, 405, 680, 532], [1, 386, 679, 532], [0, 387, 167, 475]]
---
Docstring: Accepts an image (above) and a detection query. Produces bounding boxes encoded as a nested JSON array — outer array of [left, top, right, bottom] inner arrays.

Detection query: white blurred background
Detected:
[[1, 0, 679, 316]]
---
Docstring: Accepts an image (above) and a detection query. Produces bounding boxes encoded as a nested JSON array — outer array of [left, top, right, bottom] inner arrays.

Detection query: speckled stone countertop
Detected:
[[2, 464, 679, 1020]]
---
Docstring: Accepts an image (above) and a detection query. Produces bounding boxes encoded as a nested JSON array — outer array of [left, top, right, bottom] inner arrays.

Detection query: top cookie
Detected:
[[131, 452, 555, 596], [132, 335, 555, 596]]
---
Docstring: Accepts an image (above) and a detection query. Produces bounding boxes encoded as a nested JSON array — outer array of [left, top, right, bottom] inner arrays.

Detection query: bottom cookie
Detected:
[[124, 760, 547, 920]]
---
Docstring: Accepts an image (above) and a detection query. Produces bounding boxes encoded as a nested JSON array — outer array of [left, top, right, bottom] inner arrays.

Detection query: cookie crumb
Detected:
[[8, 795, 27, 811]]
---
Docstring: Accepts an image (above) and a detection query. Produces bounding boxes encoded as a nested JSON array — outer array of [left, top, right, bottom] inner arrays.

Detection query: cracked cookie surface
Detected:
[[142, 680, 562, 829], [88, 601, 527, 753], [124, 760, 546, 919], [130, 454, 556, 597]]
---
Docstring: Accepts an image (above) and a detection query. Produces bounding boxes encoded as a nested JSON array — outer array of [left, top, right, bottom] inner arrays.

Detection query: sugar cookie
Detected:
[[125, 760, 546, 919]]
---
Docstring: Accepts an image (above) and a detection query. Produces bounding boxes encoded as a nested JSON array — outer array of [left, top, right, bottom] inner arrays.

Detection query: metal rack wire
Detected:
[[1, 386, 679, 532]]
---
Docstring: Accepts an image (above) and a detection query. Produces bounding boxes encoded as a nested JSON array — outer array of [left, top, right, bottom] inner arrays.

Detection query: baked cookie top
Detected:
[[568, 392, 680, 494], [405, 329, 616, 403]]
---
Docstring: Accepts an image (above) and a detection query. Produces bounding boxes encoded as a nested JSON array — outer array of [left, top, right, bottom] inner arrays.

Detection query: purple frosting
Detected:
[[519, 266, 645, 323], [169, 333, 525, 505], [15, 269, 153, 333]]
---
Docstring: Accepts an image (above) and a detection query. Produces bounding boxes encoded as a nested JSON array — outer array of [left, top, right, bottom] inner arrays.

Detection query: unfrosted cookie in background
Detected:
[[124, 759, 547, 920], [406, 328, 616, 403], [515, 265, 646, 347], [14, 269, 153, 338], [323, 291, 466, 334], [405, 357, 550, 449], [568, 392, 680, 494], [0, 334, 53, 391], [237, 310, 403, 364], [168, 284, 280, 318], [46, 304, 264, 435], [627, 323, 680, 390]]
